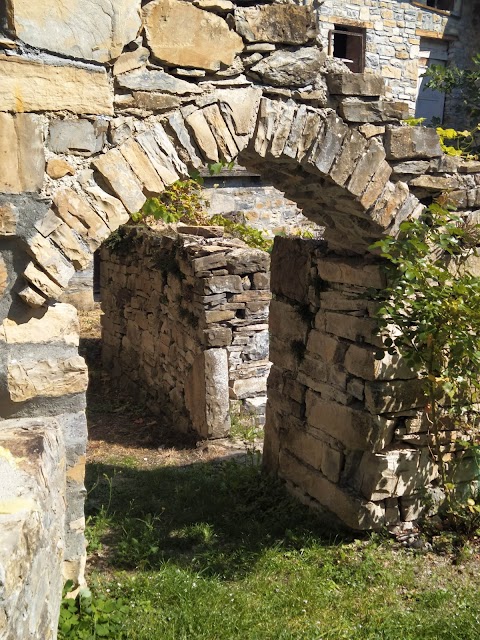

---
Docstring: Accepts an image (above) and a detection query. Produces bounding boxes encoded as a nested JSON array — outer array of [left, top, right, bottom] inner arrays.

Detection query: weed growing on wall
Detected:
[[131, 172, 274, 252], [371, 201, 480, 523]]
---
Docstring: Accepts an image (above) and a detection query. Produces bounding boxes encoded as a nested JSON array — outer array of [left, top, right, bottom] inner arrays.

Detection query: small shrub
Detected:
[[58, 581, 129, 640]]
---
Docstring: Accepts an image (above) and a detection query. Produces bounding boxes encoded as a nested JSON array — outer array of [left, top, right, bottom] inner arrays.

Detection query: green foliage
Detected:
[[131, 177, 273, 252], [436, 125, 479, 160], [103, 226, 135, 256], [131, 179, 209, 226], [425, 54, 480, 124], [209, 214, 273, 252], [58, 581, 129, 639], [371, 202, 480, 515]]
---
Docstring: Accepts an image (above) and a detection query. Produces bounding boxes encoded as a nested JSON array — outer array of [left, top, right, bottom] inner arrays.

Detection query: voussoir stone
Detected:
[[143, 0, 244, 72], [5, 0, 141, 63], [234, 4, 316, 44], [0, 55, 113, 115], [250, 47, 326, 87]]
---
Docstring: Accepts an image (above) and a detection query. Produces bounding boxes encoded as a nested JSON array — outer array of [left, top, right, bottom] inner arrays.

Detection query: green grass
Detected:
[[84, 458, 480, 640]]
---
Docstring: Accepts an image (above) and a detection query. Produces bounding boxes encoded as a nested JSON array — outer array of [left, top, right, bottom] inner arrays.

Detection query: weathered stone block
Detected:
[[26, 234, 75, 289], [339, 99, 409, 123], [48, 119, 106, 156], [327, 73, 385, 97], [385, 125, 443, 160], [278, 450, 386, 530], [235, 5, 316, 44], [0, 113, 44, 193], [117, 67, 203, 95], [0, 303, 79, 346], [343, 344, 416, 381], [0, 419, 66, 640], [269, 299, 309, 343], [92, 149, 146, 214], [364, 379, 424, 414], [354, 448, 438, 500], [250, 47, 326, 87], [5, 0, 141, 62], [0, 55, 113, 114], [143, 0, 243, 71], [306, 390, 394, 451], [317, 256, 385, 289], [7, 355, 88, 402]]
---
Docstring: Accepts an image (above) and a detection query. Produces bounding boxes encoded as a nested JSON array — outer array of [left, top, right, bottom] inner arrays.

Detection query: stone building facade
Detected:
[[318, 0, 480, 125]]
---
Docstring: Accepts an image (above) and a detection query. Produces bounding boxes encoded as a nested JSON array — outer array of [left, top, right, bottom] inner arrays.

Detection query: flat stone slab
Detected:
[[143, 0, 243, 71], [6, 0, 141, 63]]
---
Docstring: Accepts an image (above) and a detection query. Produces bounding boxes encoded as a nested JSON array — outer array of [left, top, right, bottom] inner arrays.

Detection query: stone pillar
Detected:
[[0, 304, 88, 584], [264, 236, 439, 530]]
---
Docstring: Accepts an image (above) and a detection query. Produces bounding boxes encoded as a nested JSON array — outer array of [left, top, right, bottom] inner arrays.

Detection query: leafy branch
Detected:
[[371, 201, 480, 519]]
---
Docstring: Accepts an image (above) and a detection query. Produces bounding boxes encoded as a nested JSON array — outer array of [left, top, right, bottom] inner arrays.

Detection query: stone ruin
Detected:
[[1, 0, 480, 636]]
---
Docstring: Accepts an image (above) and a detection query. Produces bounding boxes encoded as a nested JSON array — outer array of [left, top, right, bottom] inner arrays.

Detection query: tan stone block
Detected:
[[113, 47, 150, 76], [93, 149, 146, 214], [185, 109, 220, 164], [306, 390, 394, 451], [17, 285, 46, 308], [317, 257, 385, 289], [23, 262, 63, 300], [204, 309, 235, 323], [364, 379, 424, 414], [279, 450, 386, 530], [131, 92, 182, 112], [119, 138, 165, 195], [0, 303, 79, 346], [135, 131, 180, 185], [54, 189, 110, 250], [46, 159, 75, 180], [202, 104, 238, 163], [0, 55, 113, 114], [359, 163, 392, 210], [26, 233, 75, 288], [329, 128, 367, 187], [0, 202, 16, 236], [0, 112, 44, 193], [344, 343, 416, 381], [143, 0, 243, 71], [50, 222, 92, 271], [385, 125, 442, 160], [7, 355, 88, 402], [269, 299, 309, 343], [231, 376, 266, 400], [83, 184, 130, 231], [327, 73, 385, 97], [324, 311, 383, 347]]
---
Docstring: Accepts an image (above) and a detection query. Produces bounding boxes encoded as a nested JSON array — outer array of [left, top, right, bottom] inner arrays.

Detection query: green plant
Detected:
[[425, 54, 480, 125], [58, 581, 129, 639], [436, 125, 479, 160], [371, 201, 480, 517], [132, 179, 209, 225], [209, 213, 273, 252]]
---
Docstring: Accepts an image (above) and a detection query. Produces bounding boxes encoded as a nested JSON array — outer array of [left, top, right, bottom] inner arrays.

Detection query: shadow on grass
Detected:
[[86, 458, 355, 581]]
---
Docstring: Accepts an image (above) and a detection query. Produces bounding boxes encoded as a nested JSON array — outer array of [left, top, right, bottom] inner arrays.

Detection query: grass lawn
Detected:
[[81, 454, 480, 640], [71, 308, 480, 640]]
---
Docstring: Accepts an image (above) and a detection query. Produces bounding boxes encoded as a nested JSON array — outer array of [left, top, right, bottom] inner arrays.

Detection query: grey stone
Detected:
[[48, 119, 106, 156], [235, 5, 317, 44], [385, 125, 443, 160], [250, 47, 326, 88], [116, 68, 203, 95]]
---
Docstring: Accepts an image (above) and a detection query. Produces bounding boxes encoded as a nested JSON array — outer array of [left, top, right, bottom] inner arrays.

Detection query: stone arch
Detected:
[[18, 93, 423, 308]]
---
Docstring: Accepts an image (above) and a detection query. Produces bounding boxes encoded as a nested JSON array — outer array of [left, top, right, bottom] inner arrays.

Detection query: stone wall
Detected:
[[101, 226, 270, 437], [317, 0, 480, 125], [263, 236, 477, 529]]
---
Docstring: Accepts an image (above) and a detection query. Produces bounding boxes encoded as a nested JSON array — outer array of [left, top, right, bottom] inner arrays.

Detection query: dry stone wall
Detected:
[[101, 226, 270, 437], [1, 0, 480, 636]]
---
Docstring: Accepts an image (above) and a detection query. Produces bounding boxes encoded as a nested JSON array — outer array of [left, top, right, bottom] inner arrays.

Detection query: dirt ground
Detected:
[[79, 305, 253, 470]]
